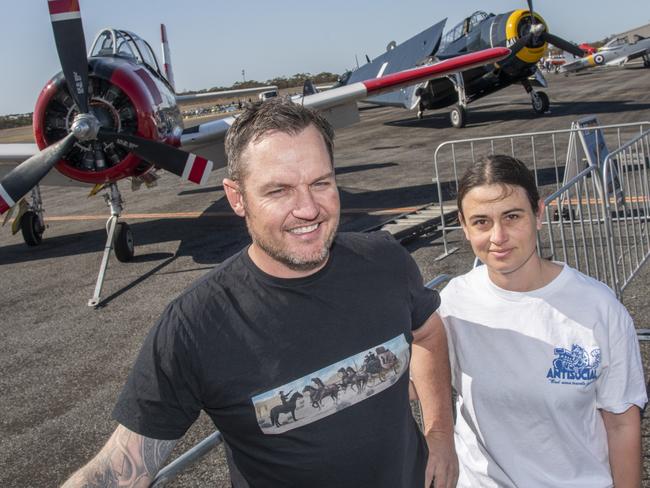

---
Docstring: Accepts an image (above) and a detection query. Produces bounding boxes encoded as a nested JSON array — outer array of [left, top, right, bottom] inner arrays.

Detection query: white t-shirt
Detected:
[[438, 264, 647, 488]]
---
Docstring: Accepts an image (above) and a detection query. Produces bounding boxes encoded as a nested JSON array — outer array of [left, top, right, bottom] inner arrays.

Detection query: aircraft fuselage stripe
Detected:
[[0, 184, 15, 214]]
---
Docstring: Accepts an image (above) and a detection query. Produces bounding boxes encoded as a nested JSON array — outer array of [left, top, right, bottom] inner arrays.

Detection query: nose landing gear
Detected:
[[531, 90, 550, 114], [88, 182, 135, 307]]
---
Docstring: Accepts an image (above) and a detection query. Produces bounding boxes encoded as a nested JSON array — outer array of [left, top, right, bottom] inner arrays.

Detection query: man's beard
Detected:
[[246, 218, 339, 272]]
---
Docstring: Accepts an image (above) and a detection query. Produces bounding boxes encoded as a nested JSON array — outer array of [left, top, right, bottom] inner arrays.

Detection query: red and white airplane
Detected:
[[0, 0, 508, 306]]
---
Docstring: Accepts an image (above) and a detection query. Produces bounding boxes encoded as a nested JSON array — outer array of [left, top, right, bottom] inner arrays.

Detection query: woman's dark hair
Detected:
[[457, 154, 540, 217]]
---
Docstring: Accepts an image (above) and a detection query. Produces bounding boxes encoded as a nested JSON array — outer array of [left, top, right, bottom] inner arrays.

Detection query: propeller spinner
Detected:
[[509, 1, 584, 59]]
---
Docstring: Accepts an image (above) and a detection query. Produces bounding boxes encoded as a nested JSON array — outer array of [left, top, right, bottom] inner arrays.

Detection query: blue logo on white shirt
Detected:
[[546, 344, 600, 385]]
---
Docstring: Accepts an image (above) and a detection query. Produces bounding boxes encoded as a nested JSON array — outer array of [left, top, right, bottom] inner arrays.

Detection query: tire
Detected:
[[449, 104, 467, 128], [113, 222, 135, 262], [531, 91, 550, 114], [20, 211, 44, 246]]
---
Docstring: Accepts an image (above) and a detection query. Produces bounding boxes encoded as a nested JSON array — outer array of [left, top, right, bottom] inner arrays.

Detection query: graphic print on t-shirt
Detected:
[[546, 343, 601, 385], [252, 334, 410, 434]]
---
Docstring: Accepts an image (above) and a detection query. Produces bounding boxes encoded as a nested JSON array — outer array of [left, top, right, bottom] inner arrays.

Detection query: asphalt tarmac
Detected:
[[1, 66, 650, 486]]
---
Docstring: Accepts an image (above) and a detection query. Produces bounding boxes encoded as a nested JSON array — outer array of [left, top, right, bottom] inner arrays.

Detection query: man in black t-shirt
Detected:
[[62, 100, 458, 487]]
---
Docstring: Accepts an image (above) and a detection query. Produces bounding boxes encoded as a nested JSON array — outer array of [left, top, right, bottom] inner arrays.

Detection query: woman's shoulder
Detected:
[[444, 266, 486, 291], [561, 265, 619, 303]]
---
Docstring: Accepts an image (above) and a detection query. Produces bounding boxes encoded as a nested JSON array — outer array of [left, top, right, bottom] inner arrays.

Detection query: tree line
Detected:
[[180, 72, 341, 95], [0, 114, 32, 130]]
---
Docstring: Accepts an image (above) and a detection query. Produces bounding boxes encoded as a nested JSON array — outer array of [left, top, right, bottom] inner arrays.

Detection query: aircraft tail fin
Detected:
[[160, 24, 176, 90], [342, 19, 447, 109]]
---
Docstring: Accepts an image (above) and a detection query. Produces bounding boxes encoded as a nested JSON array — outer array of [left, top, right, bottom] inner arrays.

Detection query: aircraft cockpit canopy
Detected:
[[90, 28, 164, 77], [440, 11, 492, 50], [603, 36, 627, 49]]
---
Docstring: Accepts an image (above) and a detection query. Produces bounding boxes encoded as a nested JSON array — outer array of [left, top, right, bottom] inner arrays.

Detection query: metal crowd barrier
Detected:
[[150, 431, 223, 487], [602, 129, 650, 296], [541, 165, 615, 291], [432, 121, 650, 260]]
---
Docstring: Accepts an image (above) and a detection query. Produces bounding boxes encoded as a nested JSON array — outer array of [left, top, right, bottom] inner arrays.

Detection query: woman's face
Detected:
[[460, 183, 543, 280]]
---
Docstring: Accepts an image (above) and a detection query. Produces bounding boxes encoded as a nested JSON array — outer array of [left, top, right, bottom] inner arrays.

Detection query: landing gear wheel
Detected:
[[20, 211, 44, 246], [113, 222, 134, 262], [531, 91, 550, 114], [449, 104, 466, 128]]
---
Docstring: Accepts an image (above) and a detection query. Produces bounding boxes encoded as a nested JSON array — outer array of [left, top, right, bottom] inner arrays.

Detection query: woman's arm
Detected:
[[600, 405, 642, 488]]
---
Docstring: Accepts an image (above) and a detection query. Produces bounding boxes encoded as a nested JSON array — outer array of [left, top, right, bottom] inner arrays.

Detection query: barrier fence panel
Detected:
[[602, 129, 650, 295], [541, 165, 616, 293], [433, 121, 650, 260]]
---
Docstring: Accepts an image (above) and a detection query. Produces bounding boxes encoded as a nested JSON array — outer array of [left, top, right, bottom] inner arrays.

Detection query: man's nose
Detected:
[[292, 188, 319, 220]]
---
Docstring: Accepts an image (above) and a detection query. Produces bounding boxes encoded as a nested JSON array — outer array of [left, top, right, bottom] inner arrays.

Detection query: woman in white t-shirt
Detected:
[[436, 154, 646, 487]]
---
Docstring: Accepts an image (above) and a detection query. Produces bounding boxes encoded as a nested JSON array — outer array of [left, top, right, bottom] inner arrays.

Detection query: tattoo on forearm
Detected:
[[63, 426, 177, 487], [142, 436, 177, 478]]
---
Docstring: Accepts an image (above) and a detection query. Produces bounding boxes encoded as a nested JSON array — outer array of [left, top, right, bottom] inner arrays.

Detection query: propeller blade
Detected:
[[543, 33, 585, 58], [508, 32, 535, 57], [0, 133, 76, 214], [527, 0, 535, 22], [48, 0, 90, 114], [97, 131, 214, 185]]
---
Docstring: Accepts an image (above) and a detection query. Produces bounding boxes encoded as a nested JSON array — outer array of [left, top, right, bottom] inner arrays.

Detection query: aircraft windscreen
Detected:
[[440, 11, 490, 51], [90, 31, 115, 57], [604, 37, 626, 48], [135, 38, 161, 72]]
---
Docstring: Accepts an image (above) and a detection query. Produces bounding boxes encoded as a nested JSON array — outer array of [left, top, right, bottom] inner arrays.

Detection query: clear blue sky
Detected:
[[1, 0, 647, 114]]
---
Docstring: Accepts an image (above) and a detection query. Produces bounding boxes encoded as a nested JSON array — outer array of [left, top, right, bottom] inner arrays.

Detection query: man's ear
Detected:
[[223, 178, 246, 217]]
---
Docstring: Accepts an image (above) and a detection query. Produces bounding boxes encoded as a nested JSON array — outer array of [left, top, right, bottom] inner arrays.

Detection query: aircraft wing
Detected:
[[0, 143, 86, 186], [0, 143, 38, 165], [176, 86, 278, 105], [181, 46, 510, 166], [559, 57, 589, 73], [605, 46, 650, 66]]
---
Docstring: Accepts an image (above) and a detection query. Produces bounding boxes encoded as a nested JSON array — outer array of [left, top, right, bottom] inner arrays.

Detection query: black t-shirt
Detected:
[[113, 232, 439, 487]]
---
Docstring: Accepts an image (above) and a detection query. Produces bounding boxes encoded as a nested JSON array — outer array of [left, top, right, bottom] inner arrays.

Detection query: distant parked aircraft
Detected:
[[561, 35, 650, 74]]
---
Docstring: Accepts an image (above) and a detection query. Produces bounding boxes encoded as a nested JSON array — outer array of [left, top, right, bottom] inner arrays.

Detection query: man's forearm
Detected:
[[61, 425, 177, 488], [411, 314, 454, 435], [411, 313, 458, 488]]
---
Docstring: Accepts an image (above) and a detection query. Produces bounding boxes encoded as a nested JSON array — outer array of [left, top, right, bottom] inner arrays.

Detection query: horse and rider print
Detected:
[[252, 334, 410, 434]]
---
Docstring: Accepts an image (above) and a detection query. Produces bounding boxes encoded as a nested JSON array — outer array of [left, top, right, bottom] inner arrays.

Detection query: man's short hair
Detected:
[[225, 98, 335, 183]]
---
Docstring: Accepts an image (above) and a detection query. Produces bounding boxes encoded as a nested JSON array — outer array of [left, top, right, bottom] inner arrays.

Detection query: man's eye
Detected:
[[313, 181, 331, 188], [267, 188, 286, 196]]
